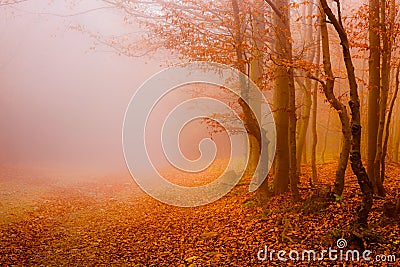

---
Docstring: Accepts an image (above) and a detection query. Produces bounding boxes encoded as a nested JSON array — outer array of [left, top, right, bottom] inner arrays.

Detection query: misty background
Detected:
[[0, 1, 165, 176], [0, 1, 232, 179]]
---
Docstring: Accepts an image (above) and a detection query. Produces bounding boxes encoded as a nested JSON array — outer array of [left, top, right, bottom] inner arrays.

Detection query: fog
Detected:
[[0, 1, 233, 181], [0, 1, 165, 177]]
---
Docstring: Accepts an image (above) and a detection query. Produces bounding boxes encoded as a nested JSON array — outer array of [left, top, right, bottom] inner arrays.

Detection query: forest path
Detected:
[[0, 163, 399, 266]]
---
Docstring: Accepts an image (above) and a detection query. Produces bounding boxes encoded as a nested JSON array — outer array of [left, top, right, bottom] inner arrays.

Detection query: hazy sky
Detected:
[[0, 0, 231, 179], [0, 0, 164, 175]]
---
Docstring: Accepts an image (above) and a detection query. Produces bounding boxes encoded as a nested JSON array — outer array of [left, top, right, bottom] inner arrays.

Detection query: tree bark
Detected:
[[321, 110, 331, 164], [296, 77, 312, 175], [311, 32, 321, 185], [367, 0, 381, 189], [249, 0, 268, 182], [382, 66, 400, 183], [296, 0, 315, 176], [373, 0, 393, 197], [320, 0, 374, 227], [250, 0, 269, 195], [319, 5, 351, 197], [394, 103, 400, 163], [232, 0, 263, 185], [270, 0, 294, 197]]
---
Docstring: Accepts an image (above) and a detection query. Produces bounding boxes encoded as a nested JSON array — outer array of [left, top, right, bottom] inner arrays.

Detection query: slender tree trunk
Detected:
[[319, 6, 351, 197], [296, 78, 312, 174], [231, 0, 262, 184], [373, 0, 392, 197], [265, 0, 300, 201], [321, 110, 331, 164], [271, 0, 293, 197], [320, 0, 374, 227], [367, 0, 381, 188], [302, 138, 307, 164], [249, 0, 265, 112], [388, 118, 394, 162], [393, 102, 400, 163], [311, 32, 321, 184], [231, 0, 268, 193], [296, 0, 315, 175], [359, 59, 368, 160], [393, 113, 400, 163], [382, 66, 400, 183], [250, 0, 269, 197], [288, 57, 300, 200]]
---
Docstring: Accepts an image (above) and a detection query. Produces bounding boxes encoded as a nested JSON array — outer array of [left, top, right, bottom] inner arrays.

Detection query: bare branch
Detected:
[[264, 0, 283, 19]]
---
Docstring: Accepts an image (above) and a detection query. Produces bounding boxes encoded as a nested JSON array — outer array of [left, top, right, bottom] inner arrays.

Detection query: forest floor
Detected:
[[0, 163, 399, 266]]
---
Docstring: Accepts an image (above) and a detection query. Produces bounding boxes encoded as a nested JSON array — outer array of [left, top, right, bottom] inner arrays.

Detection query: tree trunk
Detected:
[[249, 0, 268, 196], [288, 61, 300, 200], [367, 0, 381, 188], [359, 59, 368, 161], [296, 0, 315, 176], [382, 66, 400, 183], [394, 105, 400, 163], [320, 0, 374, 227], [394, 130, 400, 163], [319, 5, 351, 197], [296, 77, 312, 175], [231, 0, 263, 191], [321, 110, 331, 164], [248, 18, 264, 180], [271, 0, 292, 196], [302, 137, 307, 164], [311, 32, 321, 184], [373, 0, 392, 197]]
